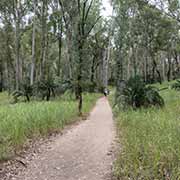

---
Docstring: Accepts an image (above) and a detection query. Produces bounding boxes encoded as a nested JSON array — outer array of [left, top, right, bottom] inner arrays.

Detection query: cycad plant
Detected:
[[115, 76, 164, 109], [171, 80, 180, 91], [12, 78, 33, 103], [33, 79, 56, 101]]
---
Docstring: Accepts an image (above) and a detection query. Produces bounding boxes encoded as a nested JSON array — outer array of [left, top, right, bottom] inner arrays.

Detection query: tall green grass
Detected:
[[113, 82, 180, 179], [0, 92, 10, 106], [0, 93, 100, 160]]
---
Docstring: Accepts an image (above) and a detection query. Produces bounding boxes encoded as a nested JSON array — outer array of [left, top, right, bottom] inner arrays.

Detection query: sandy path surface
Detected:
[[12, 97, 115, 180]]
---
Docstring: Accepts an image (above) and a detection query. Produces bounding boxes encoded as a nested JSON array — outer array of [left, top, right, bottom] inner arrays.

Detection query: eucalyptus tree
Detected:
[[113, 0, 133, 83], [88, 26, 109, 85], [12, 0, 30, 90], [49, 0, 64, 77], [113, 0, 180, 85], [59, 0, 101, 114], [75, 0, 102, 113], [39, 0, 49, 81]]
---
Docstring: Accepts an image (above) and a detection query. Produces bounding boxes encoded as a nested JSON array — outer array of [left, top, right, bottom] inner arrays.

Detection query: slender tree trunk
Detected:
[[77, 41, 83, 115], [5, 23, 13, 92], [40, 0, 48, 80], [57, 18, 63, 77], [66, 30, 73, 79], [153, 59, 162, 84], [116, 48, 123, 87], [145, 52, 149, 83], [102, 48, 108, 88], [91, 57, 95, 83], [30, 0, 37, 85], [174, 51, 180, 78], [103, 38, 111, 88], [0, 61, 3, 92], [132, 46, 137, 76], [162, 58, 166, 81], [127, 47, 133, 79], [4, 61, 9, 92], [167, 53, 172, 82], [15, 7, 21, 90]]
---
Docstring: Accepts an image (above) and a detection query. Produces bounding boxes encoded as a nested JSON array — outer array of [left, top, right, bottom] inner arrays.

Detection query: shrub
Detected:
[[115, 76, 164, 109], [54, 77, 74, 95], [33, 79, 56, 101], [81, 81, 97, 93], [11, 78, 75, 103], [12, 78, 33, 103], [171, 80, 180, 91]]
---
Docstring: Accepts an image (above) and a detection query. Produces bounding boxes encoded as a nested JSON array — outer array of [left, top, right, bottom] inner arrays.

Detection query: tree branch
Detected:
[[85, 16, 101, 39], [58, 0, 67, 27], [85, 0, 93, 21]]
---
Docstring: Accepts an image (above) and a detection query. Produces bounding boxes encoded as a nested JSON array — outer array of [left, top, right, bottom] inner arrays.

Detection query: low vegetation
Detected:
[[172, 80, 180, 91], [0, 93, 100, 161], [115, 76, 164, 109], [112, 81, 180, 179]]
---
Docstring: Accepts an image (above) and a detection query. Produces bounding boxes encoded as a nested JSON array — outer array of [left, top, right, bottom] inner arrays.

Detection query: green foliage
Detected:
[[54, 78, 74, 95], [171, 80, 180, 91], [81, 81, 98, 93], [0, 92, 9, 105], [115, 76, 164, 109], [0, 93, 100, 160], [11, 78, 75, 103], [12, 79, 33, 103], [112, 83, 180, 179], [33, 79, 56, 101]]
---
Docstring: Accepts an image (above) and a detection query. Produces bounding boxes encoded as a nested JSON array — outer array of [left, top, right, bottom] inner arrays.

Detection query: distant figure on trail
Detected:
[[103, 88, 109, 97]]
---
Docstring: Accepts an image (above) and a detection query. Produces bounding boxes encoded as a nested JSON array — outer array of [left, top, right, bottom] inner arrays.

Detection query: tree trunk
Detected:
[[30, 0, 37, 85], [57, 18, 63, 77], [132, 46, 137, 76], [167, 53, 172, 82], [153, 59, 162, 84], [102, 48, 108, 88], [127, 48, 132, 80], [0, 61, 3, 92], [91, 57, 95, 83], [40, 0, 48, 81], [66, 30, 73, 79], [116, 48, 123, 87], [77, 42, 83, 115], [174, 51, 180, 78], [145, 53, 149, 83], [15, 8, 21, 90]]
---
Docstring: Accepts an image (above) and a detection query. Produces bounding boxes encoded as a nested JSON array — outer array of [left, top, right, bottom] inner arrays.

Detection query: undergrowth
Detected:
[[112, 81, 180, 179], [0, 93, 100, 160]]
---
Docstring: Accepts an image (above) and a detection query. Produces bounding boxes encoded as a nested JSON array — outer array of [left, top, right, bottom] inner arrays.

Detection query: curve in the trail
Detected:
[[13, 97, 115, 180]]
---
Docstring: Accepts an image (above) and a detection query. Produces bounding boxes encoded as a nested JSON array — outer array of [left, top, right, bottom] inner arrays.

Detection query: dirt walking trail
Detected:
[[12, 97, 115, 180]]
